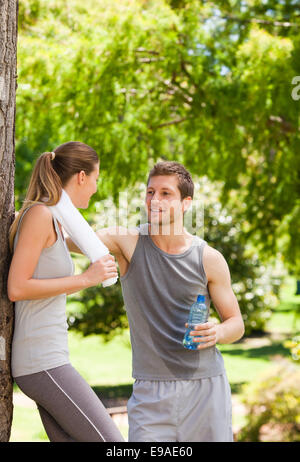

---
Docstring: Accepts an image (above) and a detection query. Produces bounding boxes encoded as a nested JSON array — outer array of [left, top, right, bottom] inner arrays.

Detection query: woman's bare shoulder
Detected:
[[18, 204, 53, 233]]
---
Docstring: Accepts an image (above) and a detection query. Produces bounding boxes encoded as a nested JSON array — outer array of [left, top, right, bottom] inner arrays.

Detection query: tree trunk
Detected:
[[0, 0, 18, 442]]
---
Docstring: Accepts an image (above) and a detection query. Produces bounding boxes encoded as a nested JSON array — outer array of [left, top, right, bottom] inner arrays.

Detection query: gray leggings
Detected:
[[14, 363, 124, 442]]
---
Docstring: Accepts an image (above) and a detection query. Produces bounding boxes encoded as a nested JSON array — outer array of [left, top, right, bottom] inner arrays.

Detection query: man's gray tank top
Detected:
[[11, 205, 74, 378], [120, 223, 225, 380]]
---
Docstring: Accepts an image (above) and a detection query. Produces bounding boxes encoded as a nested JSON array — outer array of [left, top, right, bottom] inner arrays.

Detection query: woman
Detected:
[[8, 141, 124, 442]]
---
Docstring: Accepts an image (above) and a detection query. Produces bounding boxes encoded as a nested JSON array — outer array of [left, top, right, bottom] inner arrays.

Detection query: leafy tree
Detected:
[[16, 0, 300, 274]]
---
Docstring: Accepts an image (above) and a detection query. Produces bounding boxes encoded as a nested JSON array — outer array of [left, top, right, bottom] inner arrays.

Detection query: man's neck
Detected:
[[148, 223, 194, 254]]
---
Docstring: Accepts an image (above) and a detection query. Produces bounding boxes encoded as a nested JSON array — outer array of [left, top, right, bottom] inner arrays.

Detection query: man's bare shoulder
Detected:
[[96, 226, 139, 258], [203, 244, 229, 281], [97, 226, 139, 241], [203, 243, 224, 261], [113, 227, 140, 263], [105, 226, 139, 237]]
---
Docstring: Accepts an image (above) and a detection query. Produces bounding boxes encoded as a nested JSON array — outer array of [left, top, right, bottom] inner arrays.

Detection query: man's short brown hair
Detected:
[[147, 161, 194, 200]]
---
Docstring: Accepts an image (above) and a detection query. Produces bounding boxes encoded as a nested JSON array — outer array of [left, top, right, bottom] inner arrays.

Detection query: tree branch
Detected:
[[135, 48, 160, 55], [137, 57, 165, 63], [154, 117, 191, 129], [268, 115, 299, 133]]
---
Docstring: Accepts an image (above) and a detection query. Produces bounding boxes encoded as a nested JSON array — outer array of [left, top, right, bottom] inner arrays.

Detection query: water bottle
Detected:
[[183, 295, 207, 350]]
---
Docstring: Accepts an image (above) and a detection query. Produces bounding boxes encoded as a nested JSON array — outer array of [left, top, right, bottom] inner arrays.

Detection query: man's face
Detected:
[[145, 175, 191, 229]]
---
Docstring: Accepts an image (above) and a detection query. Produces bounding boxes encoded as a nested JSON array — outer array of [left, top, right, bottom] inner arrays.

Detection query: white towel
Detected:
[[49, 190, 118, 287]]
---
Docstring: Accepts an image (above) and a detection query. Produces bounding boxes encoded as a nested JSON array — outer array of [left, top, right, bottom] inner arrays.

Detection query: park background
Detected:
[[11, 0, 300, 441]]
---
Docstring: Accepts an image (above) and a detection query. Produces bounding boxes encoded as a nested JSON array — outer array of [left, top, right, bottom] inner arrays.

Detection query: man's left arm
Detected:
[[189, 245, 245, 349]]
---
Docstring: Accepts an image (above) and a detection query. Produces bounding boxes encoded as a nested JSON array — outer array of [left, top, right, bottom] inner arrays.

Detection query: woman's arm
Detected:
[[188, 245, 245, 349], [7, 205, 118, 301]]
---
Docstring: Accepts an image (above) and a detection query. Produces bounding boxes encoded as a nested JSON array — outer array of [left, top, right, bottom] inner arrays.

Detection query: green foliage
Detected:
[[284, 335, 300, 362], [68, 277, 128, 342], [16, 0, 300, 272], [18, 0, 43, 28], [238, 362, 300, 442]]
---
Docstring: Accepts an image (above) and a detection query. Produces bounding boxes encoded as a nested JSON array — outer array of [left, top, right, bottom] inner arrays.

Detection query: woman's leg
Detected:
[[15, 364, 124, 442], [37, 404, 75, 442]]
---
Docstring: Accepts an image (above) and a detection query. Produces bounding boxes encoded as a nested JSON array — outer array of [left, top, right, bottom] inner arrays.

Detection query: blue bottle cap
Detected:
[[197, 295, 205, 303]]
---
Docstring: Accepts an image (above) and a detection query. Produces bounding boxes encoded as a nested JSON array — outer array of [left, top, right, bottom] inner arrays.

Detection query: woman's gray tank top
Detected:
[[120, 223, 225, 380], [11, 205, 74, 377]]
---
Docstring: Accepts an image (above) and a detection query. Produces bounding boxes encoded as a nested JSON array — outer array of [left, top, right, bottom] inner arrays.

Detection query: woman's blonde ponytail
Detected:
[[9, 141, 99, 251], [9, 151, 62, 251]]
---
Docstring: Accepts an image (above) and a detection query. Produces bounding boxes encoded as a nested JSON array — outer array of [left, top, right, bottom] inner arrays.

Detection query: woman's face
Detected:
[[77, 162, 100, 209]]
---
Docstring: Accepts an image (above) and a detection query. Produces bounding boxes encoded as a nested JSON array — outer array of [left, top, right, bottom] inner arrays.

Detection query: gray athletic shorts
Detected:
[[127, 373, 233, 442]]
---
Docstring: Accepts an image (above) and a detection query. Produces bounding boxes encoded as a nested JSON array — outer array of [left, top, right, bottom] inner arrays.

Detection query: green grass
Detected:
[[68, 329, 133, 386], [10, 405, 48, 442], [10, 276, 300, 442]]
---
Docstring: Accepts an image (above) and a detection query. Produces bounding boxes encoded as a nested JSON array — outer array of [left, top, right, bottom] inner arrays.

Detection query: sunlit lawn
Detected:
[[9, 277, 299, 442]]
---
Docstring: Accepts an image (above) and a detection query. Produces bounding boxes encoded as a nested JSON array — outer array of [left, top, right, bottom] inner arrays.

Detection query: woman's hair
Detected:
[[9, 141, 99, 250], [147, 161, 194, 200]]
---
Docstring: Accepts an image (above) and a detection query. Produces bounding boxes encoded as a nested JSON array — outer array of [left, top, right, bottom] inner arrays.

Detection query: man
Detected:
[[71, 161, 244, 442]]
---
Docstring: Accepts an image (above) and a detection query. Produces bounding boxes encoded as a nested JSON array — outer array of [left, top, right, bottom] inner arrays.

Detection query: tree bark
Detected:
[[0, 0, 18, 442]]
